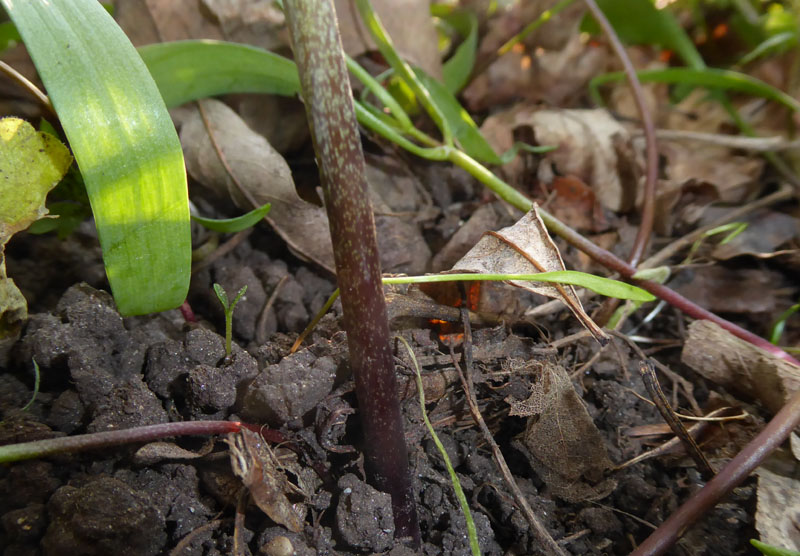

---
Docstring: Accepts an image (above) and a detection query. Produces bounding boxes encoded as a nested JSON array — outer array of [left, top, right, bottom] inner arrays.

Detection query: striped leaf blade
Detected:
[[3, 0, 190, 315]]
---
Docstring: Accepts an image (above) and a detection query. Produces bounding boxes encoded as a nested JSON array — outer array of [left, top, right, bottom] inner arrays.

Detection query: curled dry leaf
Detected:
[[451, 205, 609, 344], [480, 107, 638, 212], [508, 360, 615, 502], [180, 99, 336, 273], [754, 450, 800, 551], [682, 320, 800, 414], [225, 428, 305, 533]]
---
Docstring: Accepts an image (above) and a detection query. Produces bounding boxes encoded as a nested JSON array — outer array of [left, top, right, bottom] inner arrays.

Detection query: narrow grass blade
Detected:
[[590, 68, 800, 113], [397, 336, 481, 556], [4, 0, 190, 315], [432, 6, 478, 94], [191, 203, 271, 233]]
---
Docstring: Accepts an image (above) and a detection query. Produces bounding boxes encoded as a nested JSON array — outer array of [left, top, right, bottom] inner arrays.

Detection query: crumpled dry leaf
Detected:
[[481, 107, 638, 212], [201, 0, 288, 51], [226, 428, 305, 532], [180, 99, 336, 273], [510, 360, 615, 502], [115, 0, 225, 45], [334, 0, 441, 79], [452, 205, 608, 343], [682, 320, 800, 414], [133, 439, 214, 465], [754, 450, 800, 551]]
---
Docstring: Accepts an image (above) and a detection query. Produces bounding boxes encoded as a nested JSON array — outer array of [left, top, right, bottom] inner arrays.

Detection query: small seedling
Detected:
[[213, 283, 247, 360]]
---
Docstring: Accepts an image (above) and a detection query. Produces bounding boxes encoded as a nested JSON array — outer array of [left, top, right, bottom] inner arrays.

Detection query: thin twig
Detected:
[[639, 361, 714, 480], [631, 387, 800, 556], [256, 275, 288, 345], [0, 59, 56, 116], [644, 129, 800, 151], [536, 209, 800, 366], [452, 295, 568, 556], [583, 0, 658, 326]]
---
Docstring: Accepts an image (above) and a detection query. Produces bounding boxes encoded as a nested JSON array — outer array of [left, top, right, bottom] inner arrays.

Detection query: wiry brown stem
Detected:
[[631, 388, 800, 555], [582, 0, 659, 325], [284, 0, 420, 543], [0, 421, 244, 463], [537, 209, 800, 366]]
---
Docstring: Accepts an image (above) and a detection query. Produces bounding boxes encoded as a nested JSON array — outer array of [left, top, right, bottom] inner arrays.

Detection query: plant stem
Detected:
[[0, 421, 243, 463], [631, 387, 800, 556], [283, 0, 420, 543]]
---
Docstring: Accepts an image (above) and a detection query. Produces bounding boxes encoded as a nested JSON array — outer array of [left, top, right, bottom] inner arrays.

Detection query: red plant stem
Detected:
[[582, 0, 658, 269], [538, 209, 800, 365], [631, 388, 800, 555], [284, 0, 420, 543], [0, 421, 243, 463], [582, 0, 659, 325]]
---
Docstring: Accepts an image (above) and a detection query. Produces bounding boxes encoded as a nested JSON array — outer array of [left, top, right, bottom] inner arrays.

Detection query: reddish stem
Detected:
[[0, 421, 243, 463], [631, 388, 800, 555]]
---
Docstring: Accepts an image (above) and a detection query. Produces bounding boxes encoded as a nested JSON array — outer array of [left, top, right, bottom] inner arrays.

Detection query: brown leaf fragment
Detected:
[[180, 99, 335, 273], [754, 450, 800, 551], [515, 362, 615, 502], [681, 320, 800, 414], [225, 428, 305, 532], [452, 205, 608, 343]]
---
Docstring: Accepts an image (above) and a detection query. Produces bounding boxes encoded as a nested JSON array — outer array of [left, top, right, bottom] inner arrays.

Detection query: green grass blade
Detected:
[[590, 67, 800, 114], [191, 203, 271, 233], [431, 6, 478, 94], [4, 0, 190, 315], [738, 31, 798, 66], [397, 336, 481, 556], [381, 271, 655, 302], [138, 40, 301, 108], [583, 0, 705, 70]]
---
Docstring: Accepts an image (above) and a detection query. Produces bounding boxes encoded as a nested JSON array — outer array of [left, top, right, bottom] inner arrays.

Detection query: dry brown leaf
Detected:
[[681, 320, 800, 414], [754, 450, 800, 551], [226, 428, 305, 533], [201, 0, 288, 51], [711, 211, 800, 261], [334, 0, 441, 79], [180, 99, 336, 273], [480, 107, 638, 212], [452, 205, 608, 343], [512, 361, 615, 502], [115, 0, 225, 45]]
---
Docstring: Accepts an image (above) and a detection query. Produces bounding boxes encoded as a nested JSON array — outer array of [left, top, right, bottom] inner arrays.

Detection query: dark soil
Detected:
[[1, 162, 766, 556]]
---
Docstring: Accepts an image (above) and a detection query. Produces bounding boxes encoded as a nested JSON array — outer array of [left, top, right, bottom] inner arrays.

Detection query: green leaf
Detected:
[[750, 539, 800, 556], [415, 68, 503, 164], [0, 117, 72, 342], [0, 117, 72, 242], [382, 271, 656, 302], [3, 0, 191, 315], [769, 302, 800, 345], [433, 7, 478, 94], [138, 40, 301, 109], [191, 203, 271, 233], [739, 31, 798, 66], [0, 21, 21, 54], [590, 67, 800, 114], [582, 0, 705, 70]]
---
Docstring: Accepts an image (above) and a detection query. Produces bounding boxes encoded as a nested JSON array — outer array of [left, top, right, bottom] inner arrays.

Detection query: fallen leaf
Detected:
[[180, 99, 336, 273], [512, 360, 616, 502], [0, 117, 71, 363], [711, 211, 800, 261], [681, 320, 800, 414], [754, 450, 800, 551], [481, 106, 638, 212], [452, 205, 609, 343], [201, 0, 288, 51], [226, 428, 305, 532]]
